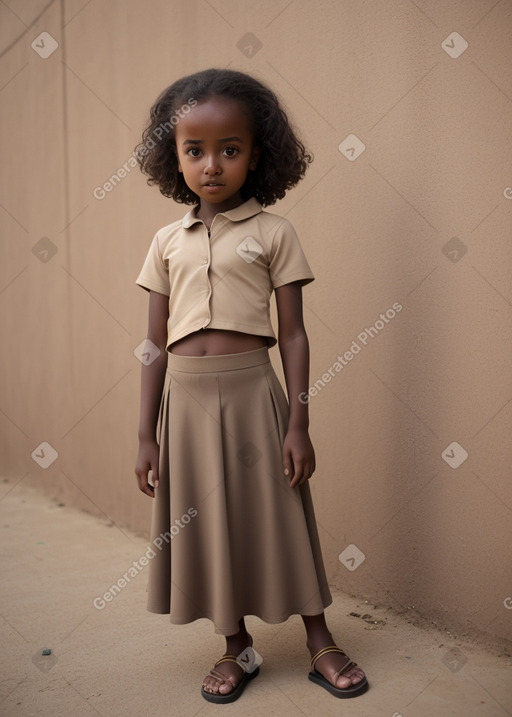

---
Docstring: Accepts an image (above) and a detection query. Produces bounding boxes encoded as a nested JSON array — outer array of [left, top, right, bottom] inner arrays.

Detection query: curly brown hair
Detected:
[[134, 68, 312, 206]]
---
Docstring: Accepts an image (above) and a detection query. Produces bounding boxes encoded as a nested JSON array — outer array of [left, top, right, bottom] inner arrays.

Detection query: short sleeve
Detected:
[[269, 218, 315, 289], [135, 231, 170, 296]]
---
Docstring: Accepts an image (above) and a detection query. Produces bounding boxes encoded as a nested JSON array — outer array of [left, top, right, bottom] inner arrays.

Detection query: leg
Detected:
[[302, 612, 367, 692], [202, 618, 255, 698]]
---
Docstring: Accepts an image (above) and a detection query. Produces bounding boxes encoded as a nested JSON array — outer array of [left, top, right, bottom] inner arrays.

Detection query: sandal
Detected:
[[308, 645, 369, 698], [201, 647, 261, 704]]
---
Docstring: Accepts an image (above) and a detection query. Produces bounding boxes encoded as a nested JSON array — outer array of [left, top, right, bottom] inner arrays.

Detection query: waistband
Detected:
[[166, 346, 270, 374]]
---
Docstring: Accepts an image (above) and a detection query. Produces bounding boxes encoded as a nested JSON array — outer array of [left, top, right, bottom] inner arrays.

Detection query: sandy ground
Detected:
[[1, 479, 511, 717]]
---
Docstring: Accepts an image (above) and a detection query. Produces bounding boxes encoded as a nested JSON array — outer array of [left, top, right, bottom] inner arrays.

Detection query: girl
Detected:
[[134, 68, 368, 703]]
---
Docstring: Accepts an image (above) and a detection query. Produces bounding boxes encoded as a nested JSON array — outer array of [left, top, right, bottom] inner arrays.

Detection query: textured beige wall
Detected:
[[1, 0, 511, 647]]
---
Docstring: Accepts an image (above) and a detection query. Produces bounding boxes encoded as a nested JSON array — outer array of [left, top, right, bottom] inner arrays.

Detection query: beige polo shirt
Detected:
[[136, 197, 314, 350]]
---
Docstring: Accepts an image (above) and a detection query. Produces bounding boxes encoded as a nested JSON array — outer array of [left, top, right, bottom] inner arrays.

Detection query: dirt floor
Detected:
[[1, 478, 511, 717]]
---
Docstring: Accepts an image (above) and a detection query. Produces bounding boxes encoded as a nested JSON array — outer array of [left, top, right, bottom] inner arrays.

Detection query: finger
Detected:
[[283, 449, 293, 480], [303, 458, 314, 482], [142, 482, 155, 497], [149, 466, 159, 489], [135, 469, 155, 497], [289, 457, 305, 488]]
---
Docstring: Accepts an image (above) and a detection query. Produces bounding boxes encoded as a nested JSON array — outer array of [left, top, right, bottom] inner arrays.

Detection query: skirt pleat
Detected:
[[146, 346, 332, 635]]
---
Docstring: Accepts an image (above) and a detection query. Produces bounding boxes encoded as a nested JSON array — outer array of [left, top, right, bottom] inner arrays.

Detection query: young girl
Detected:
[[134, 68, 368, 704]]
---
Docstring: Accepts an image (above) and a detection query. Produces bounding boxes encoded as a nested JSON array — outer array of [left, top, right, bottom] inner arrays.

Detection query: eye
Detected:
[[223, 146, 239, 157], [186, 147, 202, 157]]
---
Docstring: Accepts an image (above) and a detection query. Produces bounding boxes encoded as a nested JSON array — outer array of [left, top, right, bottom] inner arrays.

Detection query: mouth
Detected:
[[203, 182, 225, 187]]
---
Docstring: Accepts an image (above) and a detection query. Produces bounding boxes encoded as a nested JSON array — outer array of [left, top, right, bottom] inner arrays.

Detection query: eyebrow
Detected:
[[182, 136, 245, 145]]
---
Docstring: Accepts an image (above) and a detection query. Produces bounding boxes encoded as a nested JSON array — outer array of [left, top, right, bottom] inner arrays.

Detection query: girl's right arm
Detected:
[[134, 290, 169, 497]]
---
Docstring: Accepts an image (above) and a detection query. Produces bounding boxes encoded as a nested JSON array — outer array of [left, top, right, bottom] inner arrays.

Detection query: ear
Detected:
[[249, 146, 260, 171]]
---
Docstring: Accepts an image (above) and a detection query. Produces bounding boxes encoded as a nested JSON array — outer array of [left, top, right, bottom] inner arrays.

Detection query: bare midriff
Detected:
[[169, 328, 269, 356]]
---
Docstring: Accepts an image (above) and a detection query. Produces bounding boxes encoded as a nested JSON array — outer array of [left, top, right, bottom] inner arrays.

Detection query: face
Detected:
[[174, 96, 259, 211]]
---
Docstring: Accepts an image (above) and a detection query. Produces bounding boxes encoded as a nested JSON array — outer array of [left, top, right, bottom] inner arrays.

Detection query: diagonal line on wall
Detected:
[[469, 202, 501, 233], [0, 264, 29, 296], [0, 0, 56, 60], [368, 62, 439, 132], [61, 368, 132, 439], [369, 163, 440, 232], [471, 0, 508, 30], [368, 471, 440, 542], [406, 0, 439, 28], [368, 367, 440, 439], [61, 61, 132, 131], [282, 165, 336, 220], [301, 299, 338, 338], [405, 265, 439, 298], [61, 266, 131, 335], [471, 395, 512, 439], [0, 408, 30, 439], [266, 61, 337, 131], [62, 0, 92, 28], [471, 265, 511, 308], [0, 200, 28, 232], [202, 0, 234, 28], [0, 62, 28, 95], [471, 470, 512, 516], [471, 60, 512, 103], [265, 0, 295, 28], [0, 0, 28, 27], [59, 205, 89, 233]]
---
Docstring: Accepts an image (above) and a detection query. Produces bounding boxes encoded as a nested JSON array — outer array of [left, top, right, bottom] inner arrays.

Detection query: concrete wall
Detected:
[[1, 0, 511, 646]]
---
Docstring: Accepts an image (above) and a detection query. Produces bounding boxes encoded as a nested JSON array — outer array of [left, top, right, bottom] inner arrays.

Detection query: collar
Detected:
[[182, 197, 263, 229]]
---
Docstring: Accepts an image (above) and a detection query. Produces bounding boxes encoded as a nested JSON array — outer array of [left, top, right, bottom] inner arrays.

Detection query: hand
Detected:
[[135, 438, 160, 497], [282, 428, 316, 488]]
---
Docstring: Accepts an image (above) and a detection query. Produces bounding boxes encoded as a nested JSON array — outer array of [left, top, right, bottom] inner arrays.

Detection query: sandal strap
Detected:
[[310, 645, 349, 672], [214, 655, 241, 668], [333, 660, 357, 682], [208, 666, 237, 688]]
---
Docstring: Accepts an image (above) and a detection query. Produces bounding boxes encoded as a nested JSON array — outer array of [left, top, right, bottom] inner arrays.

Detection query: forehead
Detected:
[[175, 96, 252, 138]]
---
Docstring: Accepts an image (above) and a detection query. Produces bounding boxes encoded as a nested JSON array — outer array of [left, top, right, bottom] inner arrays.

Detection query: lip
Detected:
[[202, 183, 225, 192]]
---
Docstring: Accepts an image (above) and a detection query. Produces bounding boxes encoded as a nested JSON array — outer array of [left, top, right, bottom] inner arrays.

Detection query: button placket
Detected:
[[202, 223, 212, 328]]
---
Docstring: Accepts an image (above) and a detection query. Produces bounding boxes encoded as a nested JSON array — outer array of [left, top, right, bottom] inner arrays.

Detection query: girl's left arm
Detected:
[[275, 282, 316, 488]]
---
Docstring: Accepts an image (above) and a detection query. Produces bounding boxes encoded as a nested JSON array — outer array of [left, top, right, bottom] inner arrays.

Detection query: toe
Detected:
[[336, 665, 365, 688], [218, 680, 232, 695], [203, 673, 233, 696], [334, 673, 352, 689], [203, 676, 219, 694]]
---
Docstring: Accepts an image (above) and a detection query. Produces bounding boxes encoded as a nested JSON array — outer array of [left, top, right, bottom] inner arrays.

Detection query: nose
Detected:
[[204, 154, 221, 175]]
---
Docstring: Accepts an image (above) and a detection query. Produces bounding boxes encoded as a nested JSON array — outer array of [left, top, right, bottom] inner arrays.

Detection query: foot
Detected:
[[202, 633, 254, 698], [308, 639, 366, 690]]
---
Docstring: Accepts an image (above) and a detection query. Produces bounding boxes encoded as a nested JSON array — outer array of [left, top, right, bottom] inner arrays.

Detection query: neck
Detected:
[[196, 193, 244, 228]]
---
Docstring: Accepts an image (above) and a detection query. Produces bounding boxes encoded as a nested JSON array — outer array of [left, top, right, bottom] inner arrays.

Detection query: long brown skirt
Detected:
[[146, 346, 332, 635]]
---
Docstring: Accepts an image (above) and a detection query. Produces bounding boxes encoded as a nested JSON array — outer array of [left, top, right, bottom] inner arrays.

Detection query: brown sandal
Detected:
[[308, 645, 369, 698]]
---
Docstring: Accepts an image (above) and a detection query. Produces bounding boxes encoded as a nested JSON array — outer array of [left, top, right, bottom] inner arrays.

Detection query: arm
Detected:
[[134, 290, 169, 497], [275, 282, 315, 488]]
